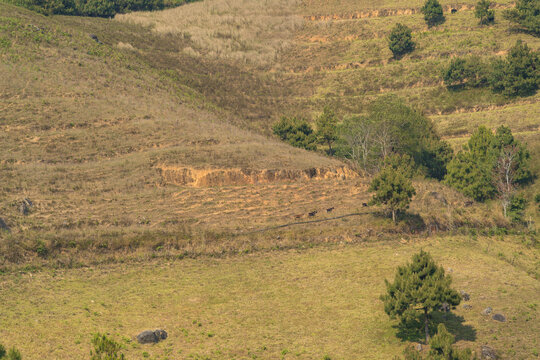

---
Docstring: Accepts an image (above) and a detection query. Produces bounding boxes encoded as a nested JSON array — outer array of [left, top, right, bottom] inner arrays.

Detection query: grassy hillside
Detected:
[[0, 236, 538, 359], [0, 0, 538, 359], [0, 2, 351, 261]]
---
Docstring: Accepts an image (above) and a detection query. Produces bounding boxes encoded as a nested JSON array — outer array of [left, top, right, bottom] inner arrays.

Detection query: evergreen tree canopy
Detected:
[[475, 0, 495, 25], [421, 0, 445, 27], [504, 0, 540, 35], [315, 106, 339, 155], [5, 0, 188, 17], [445, 125, 531, 202], [381, 250, 461, 344], [490, 41, 540, 97], [369, 155, 416, 222], [388, 23, 416, 59], [272, 116, 317, 151]]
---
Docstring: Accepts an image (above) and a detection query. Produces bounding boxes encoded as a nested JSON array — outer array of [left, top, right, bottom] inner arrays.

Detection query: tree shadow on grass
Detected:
[[394, 311, 476, 343]]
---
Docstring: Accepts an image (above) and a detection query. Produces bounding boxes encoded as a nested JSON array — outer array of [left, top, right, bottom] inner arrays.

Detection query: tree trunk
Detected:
[[328, 141, 333, 156], [424, 308, 430, 344], [392, 209, 396, 223]]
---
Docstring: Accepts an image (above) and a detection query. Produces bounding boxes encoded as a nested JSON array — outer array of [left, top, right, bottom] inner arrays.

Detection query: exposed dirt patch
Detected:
[[304, 3, 514, 21], [158, 165, 358, 187]]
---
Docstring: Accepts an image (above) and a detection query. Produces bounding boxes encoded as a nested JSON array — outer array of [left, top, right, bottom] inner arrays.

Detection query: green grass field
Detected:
[[1, 236, 539, 359]]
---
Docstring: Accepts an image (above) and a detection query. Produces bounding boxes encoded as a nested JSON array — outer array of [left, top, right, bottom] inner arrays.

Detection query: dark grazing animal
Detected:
[[308, 210, 318, 217], [90, 34, 102, 44], [362, 202, 368, 207], [326, 207, 334, 213], [451, 8, 457, 14]]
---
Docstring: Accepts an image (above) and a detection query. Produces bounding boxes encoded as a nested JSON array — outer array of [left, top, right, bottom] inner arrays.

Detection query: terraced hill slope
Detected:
[[0, 2, 359, 262], [1, 0, 538, 265]]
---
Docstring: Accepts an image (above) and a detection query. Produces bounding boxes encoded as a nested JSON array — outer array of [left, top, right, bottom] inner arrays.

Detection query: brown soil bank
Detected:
[[304, 4, 514, 21], [158, 165, 358, 187]]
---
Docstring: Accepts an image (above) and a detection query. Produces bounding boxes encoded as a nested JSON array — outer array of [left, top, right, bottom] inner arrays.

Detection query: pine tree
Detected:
[[490, 40, 540, 97], [504, 0, 540, 35], [369, 155, 416, 223], [315, 106, 339, 155], [421, 0, 445, 27], [388, 23, 416, 59], [475, 0, 495, 25], [381, 250, 461, 344]]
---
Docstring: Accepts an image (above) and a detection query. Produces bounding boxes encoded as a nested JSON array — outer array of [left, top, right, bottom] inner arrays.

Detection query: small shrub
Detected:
[[508, 194, 527, 223], [0, 344, 5, 358], [388, 23, 415, 59], [421, 0, 445, 27], [90, 333, 125, 360], [35, 240, 48, 258], [475, 0, 495, 25], [6, 348, 22, 360]]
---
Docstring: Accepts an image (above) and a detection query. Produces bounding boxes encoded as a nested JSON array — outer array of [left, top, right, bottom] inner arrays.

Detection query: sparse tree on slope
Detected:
[[369, 154, 416, 223], [475, 0, 495, 25], [421, 0, 445, 27], [388, 23, 416, 59], [381, 250, 461, 344], [316, 106, 339, 155]]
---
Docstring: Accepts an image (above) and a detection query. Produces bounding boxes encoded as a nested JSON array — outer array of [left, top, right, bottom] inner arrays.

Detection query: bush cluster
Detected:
[[5, 0, 193, 17], [272, 116, 317, 151], [504, 0, 540, 35], [443, 41, 540, 97]]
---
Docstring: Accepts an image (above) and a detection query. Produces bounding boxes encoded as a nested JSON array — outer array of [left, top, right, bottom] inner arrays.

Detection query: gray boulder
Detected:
[[481, 307, 492, 315], [136, 329, 168, 344], [460, 290, 470, 301], [463, 304, 472, 310], [480, 345, 498, 359], [492, 314, 506, 322]]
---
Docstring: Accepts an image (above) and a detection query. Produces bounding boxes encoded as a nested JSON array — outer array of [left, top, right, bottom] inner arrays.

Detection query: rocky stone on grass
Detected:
[[460, 290, 470, 301], [415, 343, 422, 352], [480, 345, 498, 359], [492, 314, 506, 322], [136, 329, 168, 344], [0, 217, 9, 232], [463, 304, 472, 310], [481, 307, 492, 315]]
